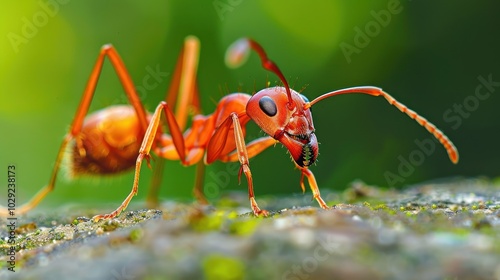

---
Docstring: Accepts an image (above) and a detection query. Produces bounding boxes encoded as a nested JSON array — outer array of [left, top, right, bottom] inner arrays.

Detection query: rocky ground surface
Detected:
[[1, 178, 499, 280]]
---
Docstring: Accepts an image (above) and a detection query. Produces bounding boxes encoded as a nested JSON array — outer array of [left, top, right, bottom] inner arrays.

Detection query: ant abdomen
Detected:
[[70, 105, 145, 176]]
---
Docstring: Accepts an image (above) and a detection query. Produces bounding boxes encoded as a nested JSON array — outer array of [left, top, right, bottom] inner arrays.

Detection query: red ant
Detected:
[[1, 36, 458, 220]]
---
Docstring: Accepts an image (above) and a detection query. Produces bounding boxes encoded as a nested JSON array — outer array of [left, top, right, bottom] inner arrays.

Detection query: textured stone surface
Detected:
[[1, 178, 499, 280]]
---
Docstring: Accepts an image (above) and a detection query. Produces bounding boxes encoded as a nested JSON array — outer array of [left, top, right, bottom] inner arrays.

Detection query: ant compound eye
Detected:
[[259, 96, 277, 117]]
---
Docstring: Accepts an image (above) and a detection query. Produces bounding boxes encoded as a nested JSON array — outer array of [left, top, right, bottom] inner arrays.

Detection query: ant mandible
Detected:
[[1, 36, 458, 220]]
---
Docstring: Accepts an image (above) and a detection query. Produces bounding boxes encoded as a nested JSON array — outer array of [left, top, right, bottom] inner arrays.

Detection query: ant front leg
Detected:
[[298, 166, 330, 210], [207, 113, 269, 216]]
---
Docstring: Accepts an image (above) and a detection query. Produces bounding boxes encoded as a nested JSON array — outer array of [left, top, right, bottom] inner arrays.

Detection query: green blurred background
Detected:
[[1, 1, 499, 211]]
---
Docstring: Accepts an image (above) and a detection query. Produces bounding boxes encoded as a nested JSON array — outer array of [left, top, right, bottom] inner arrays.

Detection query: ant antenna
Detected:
[[225, 38, 295, 110]]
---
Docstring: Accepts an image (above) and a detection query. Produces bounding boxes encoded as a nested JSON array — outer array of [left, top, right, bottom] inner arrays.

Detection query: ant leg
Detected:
[[194, 137, 277, 206], [192, 162, 208, 205], [0, 45, 149, 217], [146, 36, 202, 207], [93, 101, 185, 221], [171, 36, 201, 130], [298, 167, 330, 210], [72, 44, 150, 135], [207, 113, 269, 216]]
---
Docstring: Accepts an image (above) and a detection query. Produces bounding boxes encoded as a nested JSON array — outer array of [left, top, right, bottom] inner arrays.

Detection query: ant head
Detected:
[[227, 38, 317, 167], [246, 86, 318, 167]]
